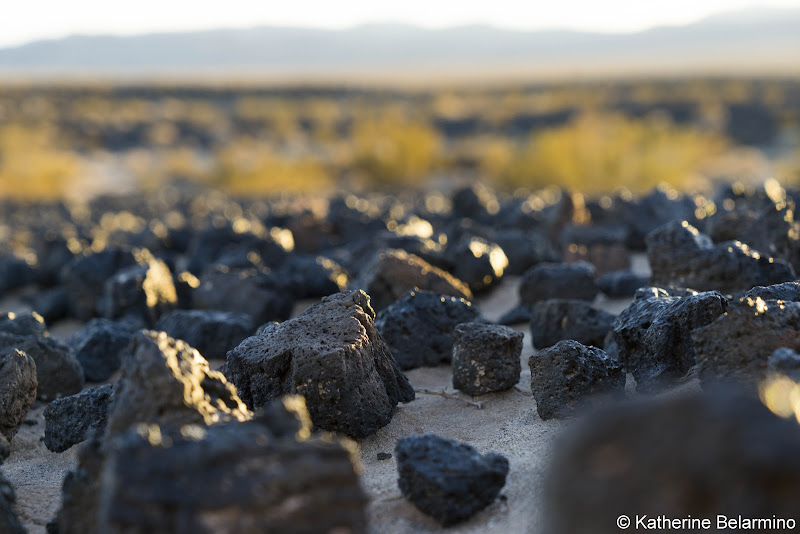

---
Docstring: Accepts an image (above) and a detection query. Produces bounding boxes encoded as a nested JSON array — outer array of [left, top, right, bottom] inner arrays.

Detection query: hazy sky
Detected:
[[2, 0, 798, 48]]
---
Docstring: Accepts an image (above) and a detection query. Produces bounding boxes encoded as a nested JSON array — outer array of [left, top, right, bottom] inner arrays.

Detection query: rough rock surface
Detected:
[[452, 323, 523, 396], [545, 390, 800, 534], [100, 250, 177, 324], [60, 248, 140, 320], [519, 261, 598, 304], [612, 291, 728, 391], [44, 384, 114, 453], [530, 299, 615, 349], [155, 309, 253, 361], [279, 254, 348, 298], [375, 290, 479, 370], [434, 236, 508, 293], [529, 340, 624, 419], [0, 348, 37, 447], [55, 432, 108, 534], [0, 470, 25, 533], [395, 433, 509, 526], [226, 290, 415, 438], [646, 220, 795, 292], [351, 249, 472, 311], [744, 281, 800, 302], [69, 318, 140, 382], [693, 297, 800, 388]]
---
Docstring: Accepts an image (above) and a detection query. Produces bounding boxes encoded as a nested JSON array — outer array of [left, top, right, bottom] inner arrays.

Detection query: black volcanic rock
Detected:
[[433, 236, 508, 293], [0, 471, 25, 533], [597, 270, 649, 298], [278, 254, 349, 299], [744, 281, 800, 302], [395, 433, 509, 526], [69, 318, 140, 382], [490, 229, 561, 276], [185, 224, 292, 274], [452, 323, 523, 395], [545, 390, 800, 534], [25, 286, 70, 323], [612, 291, 728, 391], [60, 248, 140, 320], [100, 250, 177, 325], [375, 290, 479, 370], [0, 348, 37, 456], [529, 340, 624, 420], [226, 290, 414, 438], [155, 309, 253, 361], [646, 220, 795, 293], [530, 299, 615, 349], [44, 384, 114, 453], [519, 261, 598, 304]]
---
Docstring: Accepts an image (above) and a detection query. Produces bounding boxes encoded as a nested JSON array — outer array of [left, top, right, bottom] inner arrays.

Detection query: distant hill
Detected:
[[1, 7, 798, 78]]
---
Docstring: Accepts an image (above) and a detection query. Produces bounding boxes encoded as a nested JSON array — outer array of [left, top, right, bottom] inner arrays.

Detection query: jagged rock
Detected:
[[693, 297, 800, 388], [193, 266, 294, 324], [633, 285, 699, 301], [226, 290, 414, 438], [0, 470, 25, 533], [452, 323, 522, 395], [278, 255, 348, 299], [0, 313, 83, 400], [613, 186, 697, 250], [768, 348, 800, 381], [375, 290, 479, 370], [44, 384, 114, 453], [545, 390, 800, 534], [597, 271, 649, 298], [0, 349, 37, 448], [395, 433, 509, 526], [69, 318, 141, 382], [60, 248, 140, 320], [106, 330, 250, 436], [490, 229, 560, 276], [155, 310, 253, 361], [519, 261, 598, 304], [646, 220, 795, 293], [351, 249, 472, 311], [529, 340, 624, 419], [530, 299, 615, 349], [100, 250, 177, 325], [185, 224, 292, 274], [612, 291, 727, 391], [744, 281, 800, 302], [434, 236, 508, 293]]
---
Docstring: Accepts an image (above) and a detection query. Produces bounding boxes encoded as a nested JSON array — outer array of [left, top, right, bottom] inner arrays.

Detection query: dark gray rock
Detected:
[[395, 433, 508, 526], [434, 236, 508, 293], [193, 266, 294, 324], [529, 340, 624, 420], [768, 348, 800, 382], [375, 290, 479, 370], [646, 220, 795, 293], [519, 261, 598, 304], [693, 297, 800, 389], [530, 299, 616, 349], [0, 470, 25, 534], [490, 229, 560, 276], [279, 255, 348, 299], [560, 225, 631, 274], [172, 271, 199, 309], [60, 248, 139, 320], [597, 270, 649, 298], [226, 290, 414, 438], [350, 249, 472, 311], [744, 281, 800, 302], [69, 319, 140, 382], [545, 390, 800, 534], [0, 349, 37, 450], [100, 251, 177, 325], [44, 384, 114, 453], [0, 253, 38, 294], [54, 432, 106, 534], [155, 310, 253, 361], [496, 303, 533, 326], [0, 331, 83, 401], [186, 224, 291, 275], [633, 285, 699, 300], [0, 311, 47, 337], [452, 323, 523, 395], [25, 286, 70, 323], [612, 291, 728, 391]]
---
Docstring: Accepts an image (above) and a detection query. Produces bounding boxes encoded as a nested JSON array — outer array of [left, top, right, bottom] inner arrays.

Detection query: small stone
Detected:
[[44, 384, 114, 453], [744, 281, 800, 302], [596, 270, 649, 298], [279, 254, 349, 299], [519, 261, 598, 304], [395, 433, 509, 526], [100, 250, 177, 325], [377, 452, 392, 461], [529, 340, 624, 420], [0, 348, 37, 446], [452, 323, 523, 396], [436, 236, 508, 293], [530, 299, 615, 349], [69, 318, 139, 382], [155, 309, 253, 361], [60, 248, 140, 320]]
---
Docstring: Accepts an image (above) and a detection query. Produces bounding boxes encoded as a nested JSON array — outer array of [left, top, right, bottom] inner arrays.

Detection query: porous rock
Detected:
[[597, 270, 649, 298], [435, 236, 508, 293], [100, 250, 177, 324], [395, 433, 509, 526], [519, 261, 598, 304], [279, 254, 349, 299], [375, 290, 479, 370], [452, 323, 523, 395], [530, 299, 615, 349], [529, 340, 624, 420], [226, 290, 414, 438], [155, 309, 253, 361], [69, 318, 140, 382], [60, 248, 140, 320], [0, 348, 37, 453], [44, 384, 114, 453]]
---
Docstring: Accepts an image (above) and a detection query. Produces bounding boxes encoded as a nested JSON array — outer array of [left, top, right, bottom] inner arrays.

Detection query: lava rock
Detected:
[[633, 285, 699, 300], [452, 323, 523, 395], [25, 286, 70, 323], [0, 330, 83, 401], [560, 224, 631, 274], [744, 281, 800, 302], [0, 253, 38, 294], [54, 432, 107, 534], [69, 318, 140, 382], [106, 330, 250, 437], [155, 309, 253, 361], [519, 261, 598, 304], [279, 254, 349, 299], [226, 290, 414, 438], [529, 340, 624, 419], [597, 270, 649, 298], [351, 249, 472, 311], [496, 304, 533, 326], [193, 265, 294, 324], [395, 433, 509, 526], [646, 220, 795, 293], [0, 470, 25, 533], [375, 290, 480, 370], [612, 291, 728, 391], [490, 229, 560, 276], [44, 384, 114, 453], [60, 248, 140, 320], [434, 236, 508, 293], [545, 390, 800, 534], [530, 299, 616, 349], [693, 297, 800, 388], [768, 347, 800, 382], [0, 348, 37, 449], [100, 250, 177, 325], [186, 224, 292, 275], [0, 311, 47, 337]]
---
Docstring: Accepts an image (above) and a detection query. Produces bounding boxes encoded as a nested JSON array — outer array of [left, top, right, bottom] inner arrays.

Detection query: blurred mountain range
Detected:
[[1, 7, 798, 77]]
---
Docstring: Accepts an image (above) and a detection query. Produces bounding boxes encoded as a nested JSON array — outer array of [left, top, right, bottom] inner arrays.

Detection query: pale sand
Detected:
[[1, 257, 653, 533]]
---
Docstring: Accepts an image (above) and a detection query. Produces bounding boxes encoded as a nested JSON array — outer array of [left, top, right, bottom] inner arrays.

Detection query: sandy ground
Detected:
[[1, 256, 654, 534]]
